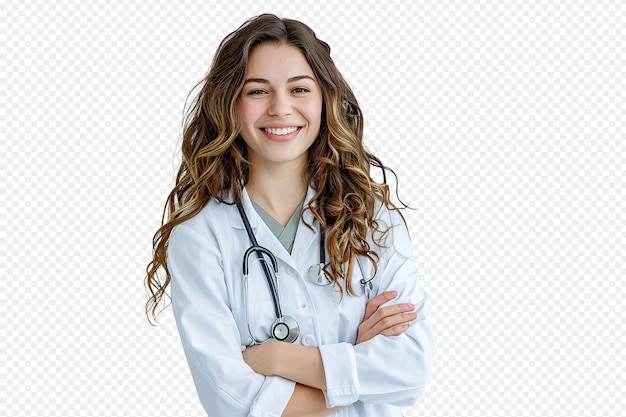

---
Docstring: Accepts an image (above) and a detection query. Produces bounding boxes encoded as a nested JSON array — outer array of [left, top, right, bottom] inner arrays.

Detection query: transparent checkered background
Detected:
[[1, 0, 624, 416]]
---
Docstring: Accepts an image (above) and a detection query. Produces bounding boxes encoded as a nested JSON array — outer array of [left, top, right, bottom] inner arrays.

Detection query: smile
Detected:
[[263, 126, 300, 135]]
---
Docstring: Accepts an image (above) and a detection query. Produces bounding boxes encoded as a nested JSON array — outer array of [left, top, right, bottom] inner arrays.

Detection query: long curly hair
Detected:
[[145, 14, 405, 323]]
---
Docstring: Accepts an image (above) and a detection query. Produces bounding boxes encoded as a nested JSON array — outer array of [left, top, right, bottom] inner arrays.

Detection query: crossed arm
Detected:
[[242, 291, 418, 417]]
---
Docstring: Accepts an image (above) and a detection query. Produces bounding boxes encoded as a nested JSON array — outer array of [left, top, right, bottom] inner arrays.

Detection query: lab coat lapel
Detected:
[[231, 188, 299, 272], [229, 187, 319, 273], [290, 187, 319, 271]]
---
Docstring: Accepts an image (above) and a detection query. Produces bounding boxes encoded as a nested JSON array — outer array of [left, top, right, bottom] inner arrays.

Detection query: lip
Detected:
[[259, 126, 303, 142]]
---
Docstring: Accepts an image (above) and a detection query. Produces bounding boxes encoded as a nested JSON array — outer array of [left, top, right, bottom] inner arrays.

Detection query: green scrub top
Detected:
[[251, 201, 303, 254]]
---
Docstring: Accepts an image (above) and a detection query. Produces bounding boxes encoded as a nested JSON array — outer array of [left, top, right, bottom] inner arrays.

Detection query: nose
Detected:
[[267, 91, 292, 117]]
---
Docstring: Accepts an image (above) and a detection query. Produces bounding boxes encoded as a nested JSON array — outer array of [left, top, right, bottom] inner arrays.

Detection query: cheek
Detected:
[[303, 99, 324, 130], [240, 102, 261, 125]]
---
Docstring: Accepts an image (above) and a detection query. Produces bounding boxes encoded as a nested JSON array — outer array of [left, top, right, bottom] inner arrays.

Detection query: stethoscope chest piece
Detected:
[[271, 315, 299, 343], [307, 263, 328, 285]]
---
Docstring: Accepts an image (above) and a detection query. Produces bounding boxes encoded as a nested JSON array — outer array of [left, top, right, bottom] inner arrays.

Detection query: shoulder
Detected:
[[170, 194, 238, 247]]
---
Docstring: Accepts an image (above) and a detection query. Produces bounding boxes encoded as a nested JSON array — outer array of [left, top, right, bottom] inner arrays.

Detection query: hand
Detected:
[[242, 341, 281, 376], [356, 291, 417, 344]]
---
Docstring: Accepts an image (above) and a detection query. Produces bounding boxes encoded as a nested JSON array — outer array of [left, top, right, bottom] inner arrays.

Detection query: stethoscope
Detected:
[[236, 200, 375, 346], [306, 234, 374, 297]]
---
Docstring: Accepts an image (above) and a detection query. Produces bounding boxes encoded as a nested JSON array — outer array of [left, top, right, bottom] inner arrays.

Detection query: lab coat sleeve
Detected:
[[168, 223, 296, 417], [318, 208, 435, 407]]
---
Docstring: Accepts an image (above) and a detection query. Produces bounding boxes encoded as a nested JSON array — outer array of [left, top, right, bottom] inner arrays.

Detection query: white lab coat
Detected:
[[168, 187, 434, 417]]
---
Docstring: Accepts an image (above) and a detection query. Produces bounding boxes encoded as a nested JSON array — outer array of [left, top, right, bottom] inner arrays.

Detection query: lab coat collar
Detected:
[[228, 187, 259, 231], [228, 186, 316, 229], [291, 187, 319, 268], [228, 186, 320, 271]]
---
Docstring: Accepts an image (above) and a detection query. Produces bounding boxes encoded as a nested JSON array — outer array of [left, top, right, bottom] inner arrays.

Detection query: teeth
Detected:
[[264, 127, 299, 135]]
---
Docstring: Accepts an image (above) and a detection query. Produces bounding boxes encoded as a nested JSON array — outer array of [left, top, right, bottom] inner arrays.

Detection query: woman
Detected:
[[146, 14, 434, 417]]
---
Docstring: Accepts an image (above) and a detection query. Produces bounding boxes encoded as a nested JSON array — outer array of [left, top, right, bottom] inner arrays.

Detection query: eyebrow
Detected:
[[243, 75, 316, 85]]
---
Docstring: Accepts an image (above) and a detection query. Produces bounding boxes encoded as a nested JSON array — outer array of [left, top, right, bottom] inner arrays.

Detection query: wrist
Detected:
[[269, 341, 288, 376], [274, 343, 327, 390]]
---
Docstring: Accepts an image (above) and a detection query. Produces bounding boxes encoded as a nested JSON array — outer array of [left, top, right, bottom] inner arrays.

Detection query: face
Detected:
[[239, 42, 323, 170]]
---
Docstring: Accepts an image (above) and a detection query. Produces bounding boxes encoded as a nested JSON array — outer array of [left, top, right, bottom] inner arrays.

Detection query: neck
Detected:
[[246, 158, 308, 226]]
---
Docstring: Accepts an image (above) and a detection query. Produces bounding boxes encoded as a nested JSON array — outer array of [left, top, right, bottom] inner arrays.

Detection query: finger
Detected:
[[363, 292, 396, 321], [358, 311, 417, 343], [362, 291, 397, 321], [373, 303, 415, 321], [372, 311, 417, 335], [380, 322, 412, 337], [360, 303, 415, 335]]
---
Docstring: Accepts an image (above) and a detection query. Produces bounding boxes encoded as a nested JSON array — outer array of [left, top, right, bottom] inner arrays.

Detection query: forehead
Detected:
[[245, 43, 316, 80]]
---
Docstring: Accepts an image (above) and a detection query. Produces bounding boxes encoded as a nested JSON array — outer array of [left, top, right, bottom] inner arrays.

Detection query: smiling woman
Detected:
[[239, 43, 323, 195], [145, 13, 434, 417]]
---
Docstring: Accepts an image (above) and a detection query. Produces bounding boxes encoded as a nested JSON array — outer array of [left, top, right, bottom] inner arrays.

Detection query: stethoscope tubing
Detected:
[[236, 201, 283, 318], [236, 198, 376, 345]]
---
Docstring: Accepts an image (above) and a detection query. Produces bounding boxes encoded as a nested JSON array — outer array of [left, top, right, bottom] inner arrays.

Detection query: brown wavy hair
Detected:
[[145, 14, 405, 323]]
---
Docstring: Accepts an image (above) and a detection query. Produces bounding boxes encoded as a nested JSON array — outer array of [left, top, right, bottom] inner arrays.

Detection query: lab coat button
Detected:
[[302, 334, 316, 346]]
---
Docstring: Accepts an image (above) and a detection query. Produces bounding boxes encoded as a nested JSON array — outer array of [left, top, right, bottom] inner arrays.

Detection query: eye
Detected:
[[292, 87, 309, 94], [247, 89, 266, 95]]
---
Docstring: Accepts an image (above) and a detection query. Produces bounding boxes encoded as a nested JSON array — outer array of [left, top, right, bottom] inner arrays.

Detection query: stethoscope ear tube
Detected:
[[242, 246, 278, 276], [237, 201, 283, 319]]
